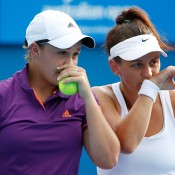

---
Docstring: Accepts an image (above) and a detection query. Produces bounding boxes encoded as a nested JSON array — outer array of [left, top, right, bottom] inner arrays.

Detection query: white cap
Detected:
[[109, 34, 167, 61], [25, 10, 95, 49]]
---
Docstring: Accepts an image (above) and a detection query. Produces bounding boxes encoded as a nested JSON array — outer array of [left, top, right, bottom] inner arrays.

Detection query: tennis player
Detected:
[[0, 10, 120, 175], [93, 6, 175, 175]]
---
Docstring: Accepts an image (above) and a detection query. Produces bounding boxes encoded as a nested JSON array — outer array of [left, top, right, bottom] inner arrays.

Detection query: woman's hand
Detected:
[[150, 66, 175, 90], [57, 64, 92, 99]]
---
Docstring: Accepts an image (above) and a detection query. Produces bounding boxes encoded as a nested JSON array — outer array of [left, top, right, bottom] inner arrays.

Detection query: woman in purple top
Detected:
[[0, 10, 120, 175]]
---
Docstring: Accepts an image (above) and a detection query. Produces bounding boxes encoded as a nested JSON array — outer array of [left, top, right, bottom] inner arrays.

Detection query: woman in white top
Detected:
[[92, 7, 175, 175]]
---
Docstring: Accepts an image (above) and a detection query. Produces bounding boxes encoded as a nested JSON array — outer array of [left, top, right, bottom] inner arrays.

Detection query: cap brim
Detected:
[[48, 33, 95, 49], [120, 44, 167, 61], [109, 34, 167, 61], [82, 36, 95, 48]]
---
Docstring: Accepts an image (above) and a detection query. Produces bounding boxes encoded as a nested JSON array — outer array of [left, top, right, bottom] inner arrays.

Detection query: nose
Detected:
[[64, 55, 74, 65], [142, 66, 152, 79]]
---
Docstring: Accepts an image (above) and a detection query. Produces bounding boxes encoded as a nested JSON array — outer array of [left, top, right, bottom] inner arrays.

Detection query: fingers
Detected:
[[57, 65, 85, 82], [57, 65, 84, 73], [75, 67, 78, 71], [57, 65, 92, 98], [152, 66, 175, 90]]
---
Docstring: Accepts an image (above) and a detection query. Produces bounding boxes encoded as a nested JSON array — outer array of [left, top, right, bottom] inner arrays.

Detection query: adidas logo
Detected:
[[62, 110, 71, 117], [68, 22, 75, 28]]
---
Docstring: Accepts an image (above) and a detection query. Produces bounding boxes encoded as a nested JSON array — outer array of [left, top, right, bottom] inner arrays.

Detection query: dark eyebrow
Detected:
[[129, 59, 143, 63]]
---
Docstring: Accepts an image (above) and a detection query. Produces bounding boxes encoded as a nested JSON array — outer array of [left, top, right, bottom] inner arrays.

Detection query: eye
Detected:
[[72, 52, 80, 59], [131, 63, 142, 68], [150, 60, 159, 67]]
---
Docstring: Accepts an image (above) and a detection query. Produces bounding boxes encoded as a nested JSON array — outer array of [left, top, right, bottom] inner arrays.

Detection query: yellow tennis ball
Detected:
[[58, 78, 78, 95]]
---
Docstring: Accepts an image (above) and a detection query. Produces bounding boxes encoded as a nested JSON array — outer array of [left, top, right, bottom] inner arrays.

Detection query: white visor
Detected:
[[109, 34, 167, 61]]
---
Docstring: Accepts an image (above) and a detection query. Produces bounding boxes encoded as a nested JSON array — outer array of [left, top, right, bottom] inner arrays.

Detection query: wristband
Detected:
[[138, 80, 160, 102]]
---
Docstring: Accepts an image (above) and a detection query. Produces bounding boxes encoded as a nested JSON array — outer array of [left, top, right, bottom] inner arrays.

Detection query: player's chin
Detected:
[[50, 78, 59, 87], [50, 81, 58, 87]]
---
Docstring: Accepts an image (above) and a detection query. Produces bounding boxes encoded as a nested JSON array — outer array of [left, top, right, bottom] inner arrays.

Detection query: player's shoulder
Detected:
[[92, 84, 112, 94], [92, 84, 121, 115], [92, 84, 115, 100], [0, 77, 14, 94]]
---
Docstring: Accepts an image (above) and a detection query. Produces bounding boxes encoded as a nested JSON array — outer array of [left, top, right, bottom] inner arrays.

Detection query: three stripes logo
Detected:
[[68, 22, 75, 28], [62, 110, 71, 117]]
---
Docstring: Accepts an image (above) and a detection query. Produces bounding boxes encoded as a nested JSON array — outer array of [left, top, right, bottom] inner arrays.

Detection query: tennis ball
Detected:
[[58, 78, 78, 95]]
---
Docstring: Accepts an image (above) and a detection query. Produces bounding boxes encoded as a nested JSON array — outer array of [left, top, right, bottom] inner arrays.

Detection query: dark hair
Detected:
[[23, 39, 49, 61], [105, 7, 174, 55], [23, 38, 49, 49]]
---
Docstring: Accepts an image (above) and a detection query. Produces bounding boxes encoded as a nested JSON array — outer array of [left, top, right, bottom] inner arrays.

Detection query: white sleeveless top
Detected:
[[97, 82, 175, 175]]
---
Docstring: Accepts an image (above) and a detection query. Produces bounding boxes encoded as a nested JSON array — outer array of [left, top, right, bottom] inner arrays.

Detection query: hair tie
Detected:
[[124, 19, 130, 23]]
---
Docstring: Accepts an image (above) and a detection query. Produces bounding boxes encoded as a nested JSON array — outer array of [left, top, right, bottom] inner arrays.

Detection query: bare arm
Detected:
[[57, 65, 120, 169], [92, 86, 154, 154], [83, 91, 120, 169], [115, 95, 154, 153], [93, 66, 175, 154]]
